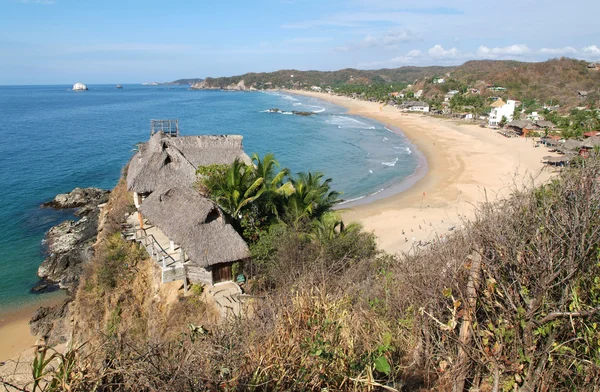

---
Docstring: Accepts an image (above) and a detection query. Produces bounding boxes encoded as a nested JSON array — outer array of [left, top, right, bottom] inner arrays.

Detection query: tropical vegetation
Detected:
[[10, 156, 600, 391], [196, 153, 376, 283]]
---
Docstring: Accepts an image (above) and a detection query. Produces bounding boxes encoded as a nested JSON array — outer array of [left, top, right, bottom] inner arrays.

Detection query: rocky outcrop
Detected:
[[265, 108, 316, 116], [29, 299, 71, 345], [43, 187, 109, 215], [72, 82, 88, 91], [35, 188, 110, 292], [191, 79, 248, 91]]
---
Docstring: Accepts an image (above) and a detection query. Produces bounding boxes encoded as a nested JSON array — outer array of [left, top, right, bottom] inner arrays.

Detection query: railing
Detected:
[[135, 227, 177, 268], [150, 119, 179, 137]]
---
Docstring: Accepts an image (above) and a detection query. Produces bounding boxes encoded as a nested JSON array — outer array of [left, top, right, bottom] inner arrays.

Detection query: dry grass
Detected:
[[10, 159, 600, 391]]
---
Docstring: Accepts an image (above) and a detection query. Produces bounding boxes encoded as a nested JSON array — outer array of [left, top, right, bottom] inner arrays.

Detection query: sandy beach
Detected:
[[0, 292, 67, 363], [292, 90, 556, 254]]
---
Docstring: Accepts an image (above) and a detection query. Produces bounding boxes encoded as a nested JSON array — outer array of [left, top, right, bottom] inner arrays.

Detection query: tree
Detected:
[[201, 158, 264, 217], [283, 172, 340, 227], [250, 153, 292, 217], [499, 115, 508, 127]]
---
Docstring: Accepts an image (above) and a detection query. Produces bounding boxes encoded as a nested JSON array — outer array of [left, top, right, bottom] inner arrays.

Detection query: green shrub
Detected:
[[190, 284, 204, 296]]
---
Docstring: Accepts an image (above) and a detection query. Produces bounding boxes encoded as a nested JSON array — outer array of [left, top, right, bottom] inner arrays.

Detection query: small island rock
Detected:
[[72, 82, 88, 91]]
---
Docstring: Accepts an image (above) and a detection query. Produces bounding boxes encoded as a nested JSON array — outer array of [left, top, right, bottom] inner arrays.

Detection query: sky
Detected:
[[1, 0, 599, 85]]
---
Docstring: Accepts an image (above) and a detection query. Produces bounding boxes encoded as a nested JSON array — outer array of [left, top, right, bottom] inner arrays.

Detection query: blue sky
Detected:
[[1, 0, 599, 84]]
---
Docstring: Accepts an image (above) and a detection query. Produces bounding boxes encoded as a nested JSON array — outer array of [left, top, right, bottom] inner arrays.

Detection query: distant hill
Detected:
[[167, 78, 204, 86], [177, 58, 600, 109], [177, 66, 453, 90], [419, 58, 600, 109]]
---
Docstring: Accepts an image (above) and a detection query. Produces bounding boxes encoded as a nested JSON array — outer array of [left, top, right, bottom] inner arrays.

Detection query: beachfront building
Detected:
[[488, 99, 516, 127], [125, 125, 252, 287], [400, 101, 430, 113]]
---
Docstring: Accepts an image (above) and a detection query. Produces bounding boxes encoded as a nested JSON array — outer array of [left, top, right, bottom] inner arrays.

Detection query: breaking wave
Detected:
[[326, 115, 375, 129], [381, 158, 399, 167]]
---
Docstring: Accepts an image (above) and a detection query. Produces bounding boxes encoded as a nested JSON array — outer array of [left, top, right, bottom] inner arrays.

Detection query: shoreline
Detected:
[[338, 124, 429, 208], [0, 291, 67, 362], [289, 90, 555, 254]]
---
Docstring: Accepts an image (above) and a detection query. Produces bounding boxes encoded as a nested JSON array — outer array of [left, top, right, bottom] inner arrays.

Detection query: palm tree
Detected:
[[203, 158, 265, 217], [312, 211, 361, 242], [251, 153, 292, 217], [284, 172, 340, 226]]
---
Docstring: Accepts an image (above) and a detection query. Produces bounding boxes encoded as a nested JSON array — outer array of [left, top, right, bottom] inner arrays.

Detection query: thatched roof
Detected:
[[490, 99, 506, 108], [139, 187, 250, 268], [543, 156, 571, 164], [169, 135, 251, 167], [535, 120, 556, 129], [127, 132, 251, 194], [506, 120, 533, 130], [582, 136, 600, 149], [561, 139, 583, 151]]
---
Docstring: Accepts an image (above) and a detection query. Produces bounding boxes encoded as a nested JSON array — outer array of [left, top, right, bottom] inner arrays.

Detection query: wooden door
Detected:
[[212, 263, 233, 284]]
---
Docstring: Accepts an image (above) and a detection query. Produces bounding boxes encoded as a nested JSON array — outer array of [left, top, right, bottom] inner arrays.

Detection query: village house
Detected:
[[505, 119, 558, 137], [526, 111, 541, 121], [400, 101, 430, 113], [433, 77, 445, 84], [488, 99, 516, 127], [125, 121, 252, 288], [311, 86, 322, 92]]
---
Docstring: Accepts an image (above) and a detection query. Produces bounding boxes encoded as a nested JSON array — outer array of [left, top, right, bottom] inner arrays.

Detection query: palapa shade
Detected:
[[127, 132, 251, 194], [139, 187, 250, 268]]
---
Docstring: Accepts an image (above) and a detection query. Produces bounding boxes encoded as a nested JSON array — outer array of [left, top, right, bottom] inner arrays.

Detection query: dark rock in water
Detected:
[[292, 111, 315, 116], [42, 187, 109, 211], [30, 299, 71, 345], [30, 279, 60, 294], [37, 212, 98, 292], [36, 187, 109, 292]]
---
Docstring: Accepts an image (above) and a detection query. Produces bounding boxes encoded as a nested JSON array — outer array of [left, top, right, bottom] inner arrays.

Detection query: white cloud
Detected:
[[428, 44, 460, 58], [582, 45, 600, 55], [540, 46, 578, 55], [285, 37, 333, 44], [407, 49, 422, 57], [477, 44, 531, 56], [362, 30, 422, 49]]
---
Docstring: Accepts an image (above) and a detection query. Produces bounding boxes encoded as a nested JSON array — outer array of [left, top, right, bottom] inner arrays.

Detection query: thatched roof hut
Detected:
[[535, 120, 557, 129], [127, 132, 251, 194], [582, 136, 600, 149], [559, 139, 583, 154], [139, 187, 250, 268]]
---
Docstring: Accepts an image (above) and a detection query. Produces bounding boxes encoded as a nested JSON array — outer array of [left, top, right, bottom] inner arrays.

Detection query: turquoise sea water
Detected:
[[0, 85, 421, 311]]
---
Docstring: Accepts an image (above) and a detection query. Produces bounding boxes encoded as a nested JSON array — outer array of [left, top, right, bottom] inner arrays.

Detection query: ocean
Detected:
[[0, 85, 422, 311]]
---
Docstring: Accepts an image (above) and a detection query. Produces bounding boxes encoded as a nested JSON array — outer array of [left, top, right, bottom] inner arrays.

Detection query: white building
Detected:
[[488, 99, 516, 127], [526, 111, 541, 121], [311, 86, 322, 92], [433, 77, 445, 84], [402, 101, 430, 113]]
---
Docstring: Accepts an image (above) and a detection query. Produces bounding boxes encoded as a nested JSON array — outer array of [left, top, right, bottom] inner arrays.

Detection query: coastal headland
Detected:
[[0, 88, 556, 368], [291, 90, 556, 254]]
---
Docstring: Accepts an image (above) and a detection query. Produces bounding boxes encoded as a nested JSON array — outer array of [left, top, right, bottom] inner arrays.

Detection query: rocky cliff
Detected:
[[29, 188, 109, 344], [36, 188, 110, 292], [191, 79, 250, 91]]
